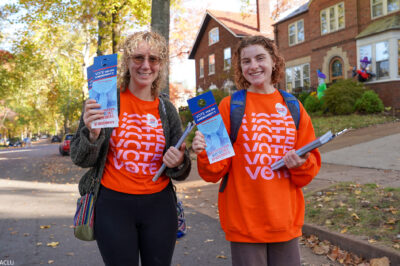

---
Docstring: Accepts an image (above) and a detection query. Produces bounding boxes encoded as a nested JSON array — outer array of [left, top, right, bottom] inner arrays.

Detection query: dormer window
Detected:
[[209, 27, 219, 45]]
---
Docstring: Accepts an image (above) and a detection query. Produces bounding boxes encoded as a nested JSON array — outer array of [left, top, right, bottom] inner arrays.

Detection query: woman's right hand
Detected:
[[83, 99, 104, 143], [192, 130, 207, 154]]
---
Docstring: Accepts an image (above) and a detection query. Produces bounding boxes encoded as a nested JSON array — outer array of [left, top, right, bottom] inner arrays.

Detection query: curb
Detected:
[[303, 223, 400, 265]]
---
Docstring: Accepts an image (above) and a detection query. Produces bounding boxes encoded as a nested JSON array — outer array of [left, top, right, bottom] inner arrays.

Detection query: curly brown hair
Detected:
[[119, 31, 168, 97], [233, 35, 285, 90]]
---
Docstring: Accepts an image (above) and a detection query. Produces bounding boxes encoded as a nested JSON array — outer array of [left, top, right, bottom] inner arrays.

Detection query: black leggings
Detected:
[[94, 184, 178, 266]]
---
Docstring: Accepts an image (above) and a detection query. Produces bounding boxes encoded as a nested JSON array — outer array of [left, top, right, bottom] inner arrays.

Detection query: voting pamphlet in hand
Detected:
[[87, 54, 119, 128], [187, 91, 235, 164]]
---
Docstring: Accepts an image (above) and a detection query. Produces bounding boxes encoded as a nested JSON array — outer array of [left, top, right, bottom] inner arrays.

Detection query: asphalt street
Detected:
[[0, 124, 399, 265]]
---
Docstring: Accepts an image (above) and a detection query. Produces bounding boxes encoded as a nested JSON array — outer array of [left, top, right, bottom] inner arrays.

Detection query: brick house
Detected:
[[274, 0, 400, 109], [188, 0, 273, 93]]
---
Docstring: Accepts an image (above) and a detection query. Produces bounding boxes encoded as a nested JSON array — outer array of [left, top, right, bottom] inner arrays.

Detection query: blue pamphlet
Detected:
[[87, 54, 118, 128], [187, 91, 235, 164]]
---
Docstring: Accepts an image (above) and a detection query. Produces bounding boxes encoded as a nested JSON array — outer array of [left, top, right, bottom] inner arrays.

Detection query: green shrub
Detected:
[[179, 108, 193, 126], [210, 89, 229, 105], [297, 91, 311, 105], [304, 94, 322, 113], [324, 79, 365, 115], [355, 90, 384, 114]]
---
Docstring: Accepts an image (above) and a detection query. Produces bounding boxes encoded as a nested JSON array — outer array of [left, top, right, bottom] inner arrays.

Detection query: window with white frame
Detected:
[[398, 40, 400, 75], [376, 41, 389, 78], [199, 58, 204, 78], [209, 54, 215, 75], [358, 41, 389, 80], [224, 47, 231, 70], [209, 27, 219, 45], [285, 64, 310, 93], [320, 2, 345, 35], [288, 19, 304, 46], [371, 0, 400, 19]]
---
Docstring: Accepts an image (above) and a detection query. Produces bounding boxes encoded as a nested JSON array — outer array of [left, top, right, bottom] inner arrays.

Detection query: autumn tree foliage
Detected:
[[270, 0, 308, 20], [239, 0, 309, 21], [169, 82, 194, 107]]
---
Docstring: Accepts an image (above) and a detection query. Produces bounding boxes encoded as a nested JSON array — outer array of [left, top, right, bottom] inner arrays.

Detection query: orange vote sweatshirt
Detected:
[[197, 90, 321, 243]]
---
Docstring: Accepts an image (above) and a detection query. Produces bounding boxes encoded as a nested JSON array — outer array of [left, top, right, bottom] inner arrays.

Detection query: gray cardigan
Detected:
[[70, 92, 191, 198]]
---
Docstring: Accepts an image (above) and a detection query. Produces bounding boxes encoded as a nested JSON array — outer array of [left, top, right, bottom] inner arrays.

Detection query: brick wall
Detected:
[[366, 81, 400, 110], [194, 18, 239, 90]]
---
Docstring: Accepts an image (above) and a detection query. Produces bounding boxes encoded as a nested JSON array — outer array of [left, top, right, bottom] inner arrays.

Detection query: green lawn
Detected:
[[310, 114, 398, 136]]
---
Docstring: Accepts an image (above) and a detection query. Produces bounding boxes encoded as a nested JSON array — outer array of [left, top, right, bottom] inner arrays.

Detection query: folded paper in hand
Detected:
[[152, 121, 196, 182], [271, 129, 348, 171]]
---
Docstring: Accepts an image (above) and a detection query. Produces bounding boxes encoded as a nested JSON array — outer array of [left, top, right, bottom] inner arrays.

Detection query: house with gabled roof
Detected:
[[188, 0, 273, 93], [274, 0, 400, 110]]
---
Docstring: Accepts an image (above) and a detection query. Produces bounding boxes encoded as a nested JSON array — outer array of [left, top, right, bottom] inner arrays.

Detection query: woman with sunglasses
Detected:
[[70, 31, 191, 266]]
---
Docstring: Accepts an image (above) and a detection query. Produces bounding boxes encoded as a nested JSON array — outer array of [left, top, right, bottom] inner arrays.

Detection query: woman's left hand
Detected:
[[282, 150, 310, 169], [163, 142, 186, 168]]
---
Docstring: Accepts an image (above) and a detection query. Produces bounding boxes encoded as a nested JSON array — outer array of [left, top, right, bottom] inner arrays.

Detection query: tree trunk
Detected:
[[151, 0, 170, 96], [97, 11, 106, 56], [112, 12, 121, 54]]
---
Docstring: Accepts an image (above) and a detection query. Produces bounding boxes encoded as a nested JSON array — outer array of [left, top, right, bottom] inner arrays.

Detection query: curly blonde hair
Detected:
[[233, 35, 285, 90], [119, 31, 168, 97]]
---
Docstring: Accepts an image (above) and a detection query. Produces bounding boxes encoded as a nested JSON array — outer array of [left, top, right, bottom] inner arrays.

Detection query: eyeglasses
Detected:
[[131, 55, 161, 66]]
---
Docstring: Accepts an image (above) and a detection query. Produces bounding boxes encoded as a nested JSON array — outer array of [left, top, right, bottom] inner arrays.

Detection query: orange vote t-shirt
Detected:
[[101, 89, 169, 194]]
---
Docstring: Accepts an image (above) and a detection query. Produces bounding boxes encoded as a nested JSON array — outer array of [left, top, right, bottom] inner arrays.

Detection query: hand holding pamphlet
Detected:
[[152, 121, 196, 182], [271, 129, 349, 171], [87, 54, 119, 128], [187, 91, 235, 164]]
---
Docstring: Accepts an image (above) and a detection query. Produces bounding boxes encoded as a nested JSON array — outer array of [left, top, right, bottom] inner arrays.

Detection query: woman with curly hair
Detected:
[[70, 31, 191, 266], [192, 35, 321, 265]]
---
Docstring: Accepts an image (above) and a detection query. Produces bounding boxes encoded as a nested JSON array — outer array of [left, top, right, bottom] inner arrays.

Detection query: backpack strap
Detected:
[[278, 89, 300, 130], [219, 89, 247, 193], [229, 89, 247, 143]]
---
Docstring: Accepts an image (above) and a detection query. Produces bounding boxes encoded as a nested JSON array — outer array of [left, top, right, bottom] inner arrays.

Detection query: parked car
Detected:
[[59, 134, 74, 156], [51, 135, 61, 143], [8, 137, 24, 147]]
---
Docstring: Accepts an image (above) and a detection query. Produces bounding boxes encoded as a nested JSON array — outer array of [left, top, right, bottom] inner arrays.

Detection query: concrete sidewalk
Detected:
[[322, 133, 400, 170]]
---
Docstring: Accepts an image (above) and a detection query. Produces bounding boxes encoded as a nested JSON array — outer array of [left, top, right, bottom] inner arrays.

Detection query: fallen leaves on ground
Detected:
[[46, 242, 59, 248], [369, 257, 390, 266], [301, 235, 390, 265], [40, 225, 51, 229]]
